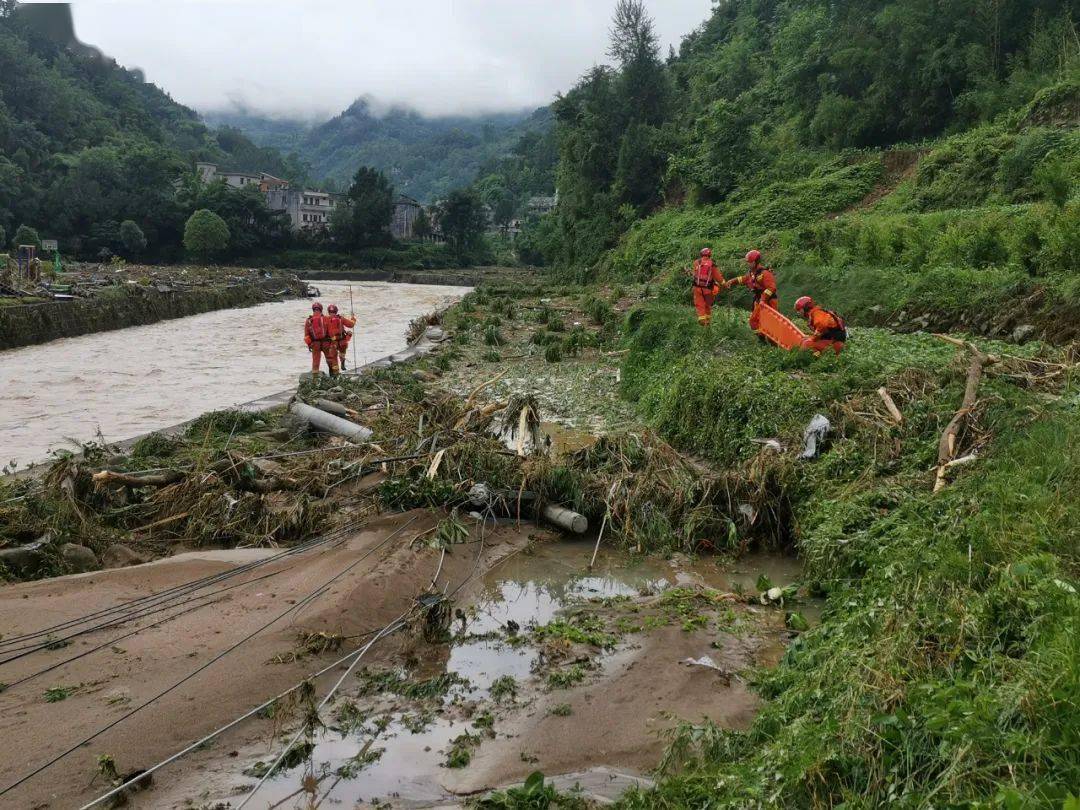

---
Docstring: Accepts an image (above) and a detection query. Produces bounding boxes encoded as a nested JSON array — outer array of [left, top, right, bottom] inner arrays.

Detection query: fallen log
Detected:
[[541, 503, 588, 534], [92, 470, 183, 489], [877, 387, 903, 425], [933, 337, 997, 493], [289, 401, 373, 443]]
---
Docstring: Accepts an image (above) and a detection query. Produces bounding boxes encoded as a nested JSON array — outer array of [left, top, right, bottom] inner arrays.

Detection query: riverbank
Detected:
[[1, 279, 1076, 807], [300, 265, 526, 287], [0, 281, 468, 470], [0, 265, 307, 350], [0, 280, 813, 808]]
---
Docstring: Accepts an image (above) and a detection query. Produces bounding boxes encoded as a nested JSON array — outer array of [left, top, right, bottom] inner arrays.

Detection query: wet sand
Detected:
[[0, 510, 531, 809]]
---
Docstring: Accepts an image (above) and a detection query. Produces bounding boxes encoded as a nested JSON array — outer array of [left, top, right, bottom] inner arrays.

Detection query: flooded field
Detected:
[[169, 540, 813, 808], [0, 281, 468, 468]]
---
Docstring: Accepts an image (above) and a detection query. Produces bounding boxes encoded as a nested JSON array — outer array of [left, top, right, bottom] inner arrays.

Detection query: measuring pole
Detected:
[[349, 284, 358, 372]]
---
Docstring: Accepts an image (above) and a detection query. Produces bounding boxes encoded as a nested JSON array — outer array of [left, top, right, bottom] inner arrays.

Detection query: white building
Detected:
[[195, 162, 289, 192]]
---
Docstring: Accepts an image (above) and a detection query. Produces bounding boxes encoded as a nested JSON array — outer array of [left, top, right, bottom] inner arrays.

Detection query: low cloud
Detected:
[[71, 0, 711, 119]]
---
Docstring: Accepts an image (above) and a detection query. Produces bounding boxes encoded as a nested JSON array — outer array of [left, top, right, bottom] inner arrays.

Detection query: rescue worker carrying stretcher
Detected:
[[724, 249, 778, 332], [326, 304, 356, 370], [795, 296, 847, 356], [689, 247, 725, 327]]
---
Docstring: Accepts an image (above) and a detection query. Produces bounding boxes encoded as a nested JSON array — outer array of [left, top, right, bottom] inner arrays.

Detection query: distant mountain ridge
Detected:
[[204, 99, 554, 202]]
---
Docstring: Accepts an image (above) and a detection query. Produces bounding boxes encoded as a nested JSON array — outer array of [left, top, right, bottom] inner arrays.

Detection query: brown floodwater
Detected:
[[0, 281, 469, 469]]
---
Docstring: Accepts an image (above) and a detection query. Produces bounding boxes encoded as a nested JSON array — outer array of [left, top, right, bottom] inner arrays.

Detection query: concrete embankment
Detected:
[[300, 266, 524, 287], [0, 276, 307, 351]]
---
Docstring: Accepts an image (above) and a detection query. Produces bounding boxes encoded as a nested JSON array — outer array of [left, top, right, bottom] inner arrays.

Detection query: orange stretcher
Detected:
[[753, 302, 808, 350]]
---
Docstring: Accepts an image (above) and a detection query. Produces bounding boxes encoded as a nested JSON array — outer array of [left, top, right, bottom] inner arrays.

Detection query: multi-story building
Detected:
[[265, 188, 339, 231], [391, 195, 423, 240], [195, 162, 288, 192]]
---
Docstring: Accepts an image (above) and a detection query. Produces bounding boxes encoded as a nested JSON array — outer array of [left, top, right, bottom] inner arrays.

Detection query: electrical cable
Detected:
[[81, 506, 494, 809], [0, 515, 417, 799], [0, 516, 370, 653]]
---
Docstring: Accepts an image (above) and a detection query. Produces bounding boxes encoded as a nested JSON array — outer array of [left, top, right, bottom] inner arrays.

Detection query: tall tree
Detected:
[[608, 0, 669, 125], [333, 166, 394, 249], [183, 209, 229, 261], [437, 189, 487, 258]]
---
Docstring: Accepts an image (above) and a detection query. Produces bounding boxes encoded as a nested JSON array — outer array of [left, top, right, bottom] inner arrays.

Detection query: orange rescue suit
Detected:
[[729, 266, 778, 331], [328, 313, 356, 369], [691, 258, 725, 327], [802, 306, 847, 356], [305, 313, 338, 376]]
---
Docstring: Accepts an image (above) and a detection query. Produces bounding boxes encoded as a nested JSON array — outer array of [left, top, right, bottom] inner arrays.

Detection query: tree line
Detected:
[[528, 0, 1080, 271]]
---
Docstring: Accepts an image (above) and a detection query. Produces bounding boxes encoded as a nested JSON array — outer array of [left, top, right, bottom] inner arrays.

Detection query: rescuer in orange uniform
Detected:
[[304, 302, 338, 378], [795, 296, 847, 356], [326, 304, 357, 371], [724, 249, 778, 331], [689, 247, 725, 327]]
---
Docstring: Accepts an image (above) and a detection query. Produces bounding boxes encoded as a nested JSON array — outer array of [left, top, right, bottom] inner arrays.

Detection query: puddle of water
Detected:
[[226, 542, 811, 808]]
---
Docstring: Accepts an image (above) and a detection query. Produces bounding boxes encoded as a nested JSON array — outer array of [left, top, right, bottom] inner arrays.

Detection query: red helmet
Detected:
[[745, 250, 762, 265], [795, 296, 814, 315], [700, 247, 712, 258], [312, 302, 323, 312], [328, 304, 339, 314]]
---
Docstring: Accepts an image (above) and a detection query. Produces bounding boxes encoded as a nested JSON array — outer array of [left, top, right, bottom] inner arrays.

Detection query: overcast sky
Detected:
[[69, 0, 712, 120]]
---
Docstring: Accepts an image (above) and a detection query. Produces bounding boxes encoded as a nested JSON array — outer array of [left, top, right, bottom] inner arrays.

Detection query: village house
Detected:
[[527, 193, 558, 217], [391, 195, 423, 240], [195, 162, 289, 192], [266, 188, 340, 231], [196, 162, 337, 232]]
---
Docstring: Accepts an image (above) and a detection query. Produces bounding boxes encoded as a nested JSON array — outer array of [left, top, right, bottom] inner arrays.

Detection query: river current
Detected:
[[0, 281, 469, 469]]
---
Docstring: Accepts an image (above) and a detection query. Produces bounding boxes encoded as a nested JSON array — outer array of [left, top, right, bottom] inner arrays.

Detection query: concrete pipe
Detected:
[[289, 401, 372, 443]]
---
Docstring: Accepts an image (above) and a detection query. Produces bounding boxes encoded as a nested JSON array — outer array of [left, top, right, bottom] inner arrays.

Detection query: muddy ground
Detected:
[[0, 282, 814, 808], [0, 511, 534, 808]]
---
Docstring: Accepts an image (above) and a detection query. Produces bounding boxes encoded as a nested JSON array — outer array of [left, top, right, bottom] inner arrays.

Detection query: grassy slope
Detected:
[[597, 78, 1080, 810], [607, 79, 1080, 345], [616, 297, 1077, 805]]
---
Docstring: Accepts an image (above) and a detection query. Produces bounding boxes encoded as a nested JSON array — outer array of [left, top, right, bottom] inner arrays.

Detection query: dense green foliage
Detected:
[[183, 208, 230, 260], [329, 166, 394, 249], [11, 223, 39, 249], [536, 0, 1080, 274], [615, 300, 1079, 807], [118, 219, 146, 257], [207, 101, 555, 205], [0, 6, 305, 260], [437, 189, 490, 261], [520, 2, 1080, 805]]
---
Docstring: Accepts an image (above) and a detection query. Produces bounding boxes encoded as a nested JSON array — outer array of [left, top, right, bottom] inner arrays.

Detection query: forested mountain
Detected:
[[205, 101, 556, 204], [533, 0, 1080, 269], [520, 2, 1080, 806], [0, 3, 306, 259]]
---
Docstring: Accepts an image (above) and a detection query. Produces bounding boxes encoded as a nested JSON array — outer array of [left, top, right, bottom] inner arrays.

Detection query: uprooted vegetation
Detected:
[[610, 288, 1080, 805], [0, 298, 792, 581]]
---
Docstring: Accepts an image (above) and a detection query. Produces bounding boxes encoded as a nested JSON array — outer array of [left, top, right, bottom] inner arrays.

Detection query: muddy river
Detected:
[[0, 281, 469, 469]]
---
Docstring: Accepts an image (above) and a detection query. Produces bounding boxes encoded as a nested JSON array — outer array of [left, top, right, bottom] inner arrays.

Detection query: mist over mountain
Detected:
[[204, 100, 554, 203]]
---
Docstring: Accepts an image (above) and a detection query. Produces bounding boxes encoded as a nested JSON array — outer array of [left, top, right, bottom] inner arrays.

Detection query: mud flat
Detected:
[[142, 542, 814, 809], [0, 280, 820, 808], [0, 512, 535, 807]]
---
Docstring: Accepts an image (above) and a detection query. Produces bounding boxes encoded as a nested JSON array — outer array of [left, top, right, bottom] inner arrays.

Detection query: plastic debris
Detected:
[[800, 414, 831, 459]]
